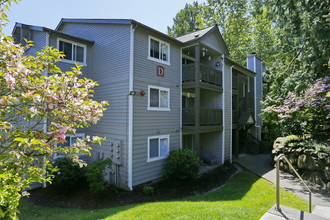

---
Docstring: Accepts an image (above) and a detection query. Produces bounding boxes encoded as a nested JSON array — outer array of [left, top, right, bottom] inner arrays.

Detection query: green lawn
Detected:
[[19, 171, 308, 220]]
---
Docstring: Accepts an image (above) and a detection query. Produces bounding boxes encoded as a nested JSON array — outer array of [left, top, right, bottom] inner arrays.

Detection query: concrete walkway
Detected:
[[233, 154, 330, 207]]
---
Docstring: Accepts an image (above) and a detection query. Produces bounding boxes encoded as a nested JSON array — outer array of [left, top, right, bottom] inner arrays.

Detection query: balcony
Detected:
[[182, 108, 223, 127], [182, 64, 222, 90]]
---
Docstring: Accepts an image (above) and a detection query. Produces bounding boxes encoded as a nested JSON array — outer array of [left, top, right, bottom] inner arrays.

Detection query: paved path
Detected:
[[233, 154, 330, 207]]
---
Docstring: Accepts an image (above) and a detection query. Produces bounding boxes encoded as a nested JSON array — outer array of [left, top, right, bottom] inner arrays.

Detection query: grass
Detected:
[[19, 171, 308, 220]]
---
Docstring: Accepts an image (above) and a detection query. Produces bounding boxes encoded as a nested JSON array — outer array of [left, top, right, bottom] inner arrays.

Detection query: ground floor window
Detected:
[[147, 135, 169, 162], [54, 133, 85, 160], [57, 134, 85, 147]]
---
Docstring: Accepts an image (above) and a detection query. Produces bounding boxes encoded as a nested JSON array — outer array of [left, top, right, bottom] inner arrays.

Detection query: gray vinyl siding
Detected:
[[247, 56, 262, 127], [59, 23, 132, 188], [201, 32, 225, 56], [201, 132, 222, 164], [255, 60, 263, 127], [131, 27, 181, 186], [48, 35, 91, 74], [223, 63, 232, 162], [25, 30, 48, 56], [247, 58, 255, 97]]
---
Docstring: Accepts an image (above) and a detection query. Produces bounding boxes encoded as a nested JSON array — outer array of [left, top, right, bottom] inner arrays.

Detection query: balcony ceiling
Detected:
[[183, 44, 221, 60]]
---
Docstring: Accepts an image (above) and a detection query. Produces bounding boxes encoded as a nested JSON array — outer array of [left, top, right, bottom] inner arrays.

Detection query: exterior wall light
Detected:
[[129, 91, 136, 96]]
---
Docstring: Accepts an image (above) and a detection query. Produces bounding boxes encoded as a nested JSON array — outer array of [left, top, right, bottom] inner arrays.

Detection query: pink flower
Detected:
[[26, 90, 35, 95], [0, 98, 7, 105], [54, 134, 66, 141]]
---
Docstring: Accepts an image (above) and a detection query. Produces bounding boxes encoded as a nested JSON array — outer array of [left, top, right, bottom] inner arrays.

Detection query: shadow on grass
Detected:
[[185, 169, 260, 202], [19, 170, 266, 220]]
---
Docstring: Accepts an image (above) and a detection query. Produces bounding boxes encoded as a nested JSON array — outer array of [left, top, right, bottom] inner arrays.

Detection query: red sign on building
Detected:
[[157, 66, 164, 77]]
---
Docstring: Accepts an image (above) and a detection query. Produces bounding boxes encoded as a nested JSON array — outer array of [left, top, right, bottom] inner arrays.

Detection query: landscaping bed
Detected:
[[25, 163, 237, 209], [19, 170, 309, 220]]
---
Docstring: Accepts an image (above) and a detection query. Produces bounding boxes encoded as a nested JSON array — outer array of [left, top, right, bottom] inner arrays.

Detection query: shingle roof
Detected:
[[56, 19, 183, 45], [13, 23, 94, 45], [176, 26, 215, 43]]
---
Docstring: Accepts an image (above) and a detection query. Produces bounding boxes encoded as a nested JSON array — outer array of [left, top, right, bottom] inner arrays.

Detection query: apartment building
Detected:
[[13, 19, 263, 190]]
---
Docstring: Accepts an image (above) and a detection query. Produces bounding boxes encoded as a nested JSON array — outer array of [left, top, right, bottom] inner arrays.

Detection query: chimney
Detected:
[[247, 53, 263, 139]]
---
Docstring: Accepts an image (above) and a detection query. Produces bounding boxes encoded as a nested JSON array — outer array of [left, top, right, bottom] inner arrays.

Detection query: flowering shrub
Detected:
[[0, 1, 108, 218], [263, 77, 330, 136]]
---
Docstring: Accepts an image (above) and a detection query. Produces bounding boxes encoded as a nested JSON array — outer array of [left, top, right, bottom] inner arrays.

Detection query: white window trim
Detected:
[[147, 85, 171, 111], [148, 36, 170, 66], [53, 133, 85, 160], [57, 38, 87, 66], [147, 135, 170, 162]]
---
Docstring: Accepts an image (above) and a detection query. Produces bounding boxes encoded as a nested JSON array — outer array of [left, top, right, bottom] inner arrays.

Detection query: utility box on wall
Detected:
[[109, 139, 122, 165]]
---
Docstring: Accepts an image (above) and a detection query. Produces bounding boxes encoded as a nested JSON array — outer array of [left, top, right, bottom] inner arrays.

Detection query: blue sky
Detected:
[[3, 0, 206, 36]]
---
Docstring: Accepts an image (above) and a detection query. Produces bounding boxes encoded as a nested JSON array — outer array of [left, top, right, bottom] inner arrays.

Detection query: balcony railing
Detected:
[[182, 108, 222, 126], [182, 64, 222, 86]]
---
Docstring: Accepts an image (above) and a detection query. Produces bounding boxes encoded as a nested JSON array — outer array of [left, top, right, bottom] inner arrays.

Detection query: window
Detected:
[[57, 134, 85, 147], [147, 135, 169, 162], [149, 36, 170, 64], [148, 85, 170, 111], [54, 134, 85, 160], [58, 38, 86, 65]]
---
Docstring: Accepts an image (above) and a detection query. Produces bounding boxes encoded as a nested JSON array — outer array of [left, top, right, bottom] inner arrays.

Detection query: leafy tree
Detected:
[[0, 1, 108, 218], [208, 0, 253, 65], [167, 1, 210, 37], [263, 77, 330, 136], [262, 0, 330, 139]]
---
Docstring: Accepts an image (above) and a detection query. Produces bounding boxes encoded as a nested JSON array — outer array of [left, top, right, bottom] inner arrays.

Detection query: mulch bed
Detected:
[[25, 163, 237, 209]]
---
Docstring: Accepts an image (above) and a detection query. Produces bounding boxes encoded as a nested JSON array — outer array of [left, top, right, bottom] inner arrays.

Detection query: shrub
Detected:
[[143, 185, 155, 196], [85, 158, 112, 193], [286, 137, 330, 154], [52, 157, 85, 193], [283, 135, 300, 146], [165, 149, 201, 180]]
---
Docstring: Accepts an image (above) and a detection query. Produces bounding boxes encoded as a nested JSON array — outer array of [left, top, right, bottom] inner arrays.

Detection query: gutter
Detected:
[[222, 54, 225, 164], [229, 65, 234, 164], [224, 58, 256, 77]]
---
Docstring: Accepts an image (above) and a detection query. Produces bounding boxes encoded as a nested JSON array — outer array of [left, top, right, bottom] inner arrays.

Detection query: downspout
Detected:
[[179, 49, 182, 149], [128, 24, 136, 190], [254, 57, 257, 126], [229, 65, 234, 164], [221, 54, 225, 164]]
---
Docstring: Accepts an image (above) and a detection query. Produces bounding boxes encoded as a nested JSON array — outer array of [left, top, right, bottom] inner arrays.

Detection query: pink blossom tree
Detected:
[[263, 77, 330, 136], [0, 1, 108, 218]]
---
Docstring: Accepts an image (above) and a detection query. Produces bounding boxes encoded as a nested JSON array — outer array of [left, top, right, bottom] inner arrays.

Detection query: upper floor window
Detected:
[[148, 36, 170, 65], [58, 38, 86, 65], [148, 85, 170, 111]]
